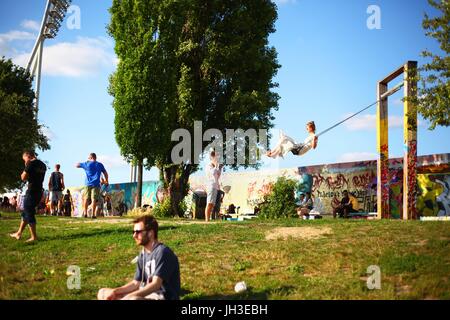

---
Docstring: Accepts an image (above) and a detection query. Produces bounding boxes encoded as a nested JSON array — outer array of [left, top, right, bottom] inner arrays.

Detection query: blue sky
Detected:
[[1, 0, 449, 187]]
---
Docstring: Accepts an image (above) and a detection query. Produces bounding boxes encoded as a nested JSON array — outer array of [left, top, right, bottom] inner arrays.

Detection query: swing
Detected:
[[267, 81, 404, 159]]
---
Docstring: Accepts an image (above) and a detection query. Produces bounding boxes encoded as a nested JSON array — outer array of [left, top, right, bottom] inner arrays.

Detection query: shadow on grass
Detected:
[[181, 286, 297, 300], [38, 225, 177, 242]]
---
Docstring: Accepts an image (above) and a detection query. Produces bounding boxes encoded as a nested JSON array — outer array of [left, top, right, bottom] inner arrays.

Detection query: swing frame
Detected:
[[377, 61, 418, 220]]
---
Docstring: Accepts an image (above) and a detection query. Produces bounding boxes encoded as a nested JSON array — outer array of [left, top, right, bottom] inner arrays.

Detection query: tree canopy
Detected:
[[414, 0, 450, 129], [108, 0, 280, 215], [0, 57, 49, 192]]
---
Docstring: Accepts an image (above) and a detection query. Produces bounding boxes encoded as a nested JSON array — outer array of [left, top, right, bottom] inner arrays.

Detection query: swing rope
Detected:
[[316, 81, 404, 138]]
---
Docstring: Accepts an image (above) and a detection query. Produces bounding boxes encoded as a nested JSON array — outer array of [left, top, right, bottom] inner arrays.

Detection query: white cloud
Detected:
[[0, 29, 36, 59], [21, 20, 40, 32], [97, 154, 129, 169], [337, 152, 378, 163], [343, 113, 404, 131], [0, 30, 36, 42], [13, 37, 117, 77]]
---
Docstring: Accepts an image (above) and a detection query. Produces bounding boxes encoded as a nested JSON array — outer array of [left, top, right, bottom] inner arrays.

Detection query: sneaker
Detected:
[[92, 216, 97, 219]]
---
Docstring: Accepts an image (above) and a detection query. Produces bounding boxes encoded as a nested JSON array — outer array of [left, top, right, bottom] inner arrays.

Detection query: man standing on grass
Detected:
[[9, 150, 47, 242], [76, 153, 108, 219], [97, 215, 181, 300], [48, 164, 65, 216]]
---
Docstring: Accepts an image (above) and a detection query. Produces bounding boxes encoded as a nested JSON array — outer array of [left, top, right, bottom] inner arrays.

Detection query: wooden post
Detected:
[[377, 82, 389, 219], [403, 61, 418, 220]]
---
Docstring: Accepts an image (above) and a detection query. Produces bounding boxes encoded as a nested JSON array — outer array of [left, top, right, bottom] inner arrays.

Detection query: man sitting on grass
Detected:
[[97, 215, 180, 300]]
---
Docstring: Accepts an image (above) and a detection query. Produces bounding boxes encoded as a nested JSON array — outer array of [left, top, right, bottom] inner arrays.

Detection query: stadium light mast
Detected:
[[27, 0, 71, 115]]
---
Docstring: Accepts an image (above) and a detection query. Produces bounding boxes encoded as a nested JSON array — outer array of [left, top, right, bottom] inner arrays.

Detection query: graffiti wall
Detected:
[[6, 153, 446, 218], [417, 174, 450, 217], [68, 181, 162, 217], [189, 168, 299, 214], [186, 153, 449, 218]]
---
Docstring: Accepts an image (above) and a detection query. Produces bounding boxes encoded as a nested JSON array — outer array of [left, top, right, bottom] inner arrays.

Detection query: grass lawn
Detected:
[[0, 211, 449, 300]]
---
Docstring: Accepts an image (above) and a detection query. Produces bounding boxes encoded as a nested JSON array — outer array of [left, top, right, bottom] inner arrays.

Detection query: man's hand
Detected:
[[105, 289, 118, 300], [75, 163, 81, 168], [21, 171, 28, 182]]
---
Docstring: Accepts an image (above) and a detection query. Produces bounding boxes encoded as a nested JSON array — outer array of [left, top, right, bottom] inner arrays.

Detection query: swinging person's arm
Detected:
[[312, 136, 318, 149]]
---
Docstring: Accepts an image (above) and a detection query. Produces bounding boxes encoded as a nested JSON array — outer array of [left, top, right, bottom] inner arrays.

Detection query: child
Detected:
[[266, 121, 318, 159]]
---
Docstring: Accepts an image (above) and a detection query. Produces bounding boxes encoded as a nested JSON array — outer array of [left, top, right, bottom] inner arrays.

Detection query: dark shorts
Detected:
[[291, 144, 305, 155], [22, 191, 42, 225]]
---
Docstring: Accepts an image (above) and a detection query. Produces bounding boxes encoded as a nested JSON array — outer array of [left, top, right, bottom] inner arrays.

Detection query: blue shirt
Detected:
[[79, 161, 106, 187], [134, 243, 181, 300]]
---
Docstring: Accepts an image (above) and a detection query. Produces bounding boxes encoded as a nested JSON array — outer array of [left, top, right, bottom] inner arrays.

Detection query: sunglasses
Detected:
[[133, 229, 148, 235]]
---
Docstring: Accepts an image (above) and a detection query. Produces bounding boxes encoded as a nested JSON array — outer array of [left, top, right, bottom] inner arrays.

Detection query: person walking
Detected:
[[76, 153, 108, 219], [48, 164, 65, 216], [9, 151, 47, 242]]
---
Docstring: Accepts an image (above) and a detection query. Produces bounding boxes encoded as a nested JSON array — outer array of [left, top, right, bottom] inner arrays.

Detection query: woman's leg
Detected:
[[267, 131, 296, 158]]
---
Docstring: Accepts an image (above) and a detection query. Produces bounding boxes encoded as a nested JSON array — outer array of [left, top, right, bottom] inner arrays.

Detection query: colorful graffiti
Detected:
[[417, 174, 450, 217], [5, 154, 448, 219], [188, 153, 450, 218], [405, 139, 418, 219], [68, 181, 162, 217]]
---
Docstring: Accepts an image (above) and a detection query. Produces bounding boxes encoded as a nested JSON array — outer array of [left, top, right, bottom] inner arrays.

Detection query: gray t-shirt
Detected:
[[134, 243, 180, 300]]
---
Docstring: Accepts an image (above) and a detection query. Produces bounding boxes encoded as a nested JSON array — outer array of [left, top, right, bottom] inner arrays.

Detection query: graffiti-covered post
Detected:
[[403, 61, 418, 220], [377, 61, 418, 219], [377, 81, 389, 219]]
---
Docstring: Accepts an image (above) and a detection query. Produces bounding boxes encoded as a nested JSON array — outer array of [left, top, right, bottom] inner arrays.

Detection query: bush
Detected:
[[151, 197, 173, 218], [259, 177, 298, 219], [126, 206, 152, 217]]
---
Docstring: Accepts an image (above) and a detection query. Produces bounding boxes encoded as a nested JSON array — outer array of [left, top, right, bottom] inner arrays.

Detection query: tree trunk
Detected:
[[136, 159, 143, 208], [163, 164, 194, 217]]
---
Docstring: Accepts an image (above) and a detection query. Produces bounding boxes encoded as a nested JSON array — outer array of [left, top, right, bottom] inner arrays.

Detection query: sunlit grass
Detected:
[[0, 212, 449, 300]]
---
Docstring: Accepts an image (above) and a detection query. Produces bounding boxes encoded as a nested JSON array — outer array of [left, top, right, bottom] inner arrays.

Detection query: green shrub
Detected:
[[259, 176, 298, 219], [126, 206, 152, 217], [151, 197, 173, 218]]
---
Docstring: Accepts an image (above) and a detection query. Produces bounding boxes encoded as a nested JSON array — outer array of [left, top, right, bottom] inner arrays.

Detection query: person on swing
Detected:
[[266, 121, 318, 159]]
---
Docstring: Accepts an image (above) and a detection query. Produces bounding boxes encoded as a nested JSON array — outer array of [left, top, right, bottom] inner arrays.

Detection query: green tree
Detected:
[[108, 0, 280, 216], [414, 0, 450, 129], [0, 58, 49, 192]]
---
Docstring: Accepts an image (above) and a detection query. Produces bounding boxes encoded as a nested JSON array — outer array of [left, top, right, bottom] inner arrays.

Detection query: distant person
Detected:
[[1, 196, 10, 211], [9, 151, 47, 242], [227, 203, 236, 214], [205, 150, 223, 222], [297, 192, 314, 218], [97, 215, 181, 300], [213, 189, 225, 219], [10, 195, 17, 212], [48, 164, 65, 216], [76, 153, 108, 219], [96, 178, 110, 217], [333, 190, 359, 218], [63, 190, 74, 217], [104, 195, 113, 217]]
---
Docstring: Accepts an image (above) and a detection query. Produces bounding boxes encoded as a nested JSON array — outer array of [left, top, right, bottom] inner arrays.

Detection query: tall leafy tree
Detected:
[[413, 0, 449, 129], [109, 0, 280, 216], [0, 58, 49, 193]]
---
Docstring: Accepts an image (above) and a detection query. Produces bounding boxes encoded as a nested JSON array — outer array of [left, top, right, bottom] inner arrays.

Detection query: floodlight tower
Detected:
[[27, 0, 71, 115]]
